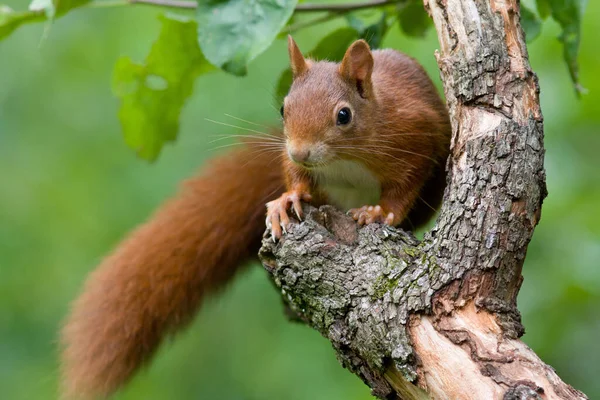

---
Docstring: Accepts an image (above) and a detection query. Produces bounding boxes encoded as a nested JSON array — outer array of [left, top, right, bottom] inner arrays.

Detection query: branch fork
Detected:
[[257, 1, 587, 397], [259, 205, 586, 399]]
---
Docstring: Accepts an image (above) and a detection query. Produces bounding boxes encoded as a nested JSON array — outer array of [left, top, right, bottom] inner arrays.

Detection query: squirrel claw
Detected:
[[266, 190, 312, 240], [349, 205, 396, 226], [293, 205, 302, 221]]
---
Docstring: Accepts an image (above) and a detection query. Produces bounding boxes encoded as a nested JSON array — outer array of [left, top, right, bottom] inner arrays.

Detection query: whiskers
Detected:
[[301, 159, 332, 170], [205, 118, 281, 141], [204, 114, 286, 168], [330, 146, 380, 165], [331, 143, 417, 171], [222, 114, 271, 129], [331, 131, 443, 169]]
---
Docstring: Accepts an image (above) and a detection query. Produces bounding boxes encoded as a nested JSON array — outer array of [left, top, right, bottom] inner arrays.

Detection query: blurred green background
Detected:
[[1, 1, 599, 399]]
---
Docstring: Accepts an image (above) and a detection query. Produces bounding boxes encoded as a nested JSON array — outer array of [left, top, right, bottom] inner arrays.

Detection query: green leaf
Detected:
[[361, 15, 388, 49], [197, 0, 298, 76], [307, 27, 360, 61], [535, 0, 551, 19], [521, 4, 542, 42], [345, 14, 366, 33], [54, 0, 90, 16], [347, 13, 389, 49], [29, 0, 55, 19], [0, 0, 89, 42], [0, 5, 44, 40], [112, 14, 213, 162], [276, 68, 293, 103], [398, 0, 432, 38], [547, 0, 587, 95], [275, 28, 359, 101]]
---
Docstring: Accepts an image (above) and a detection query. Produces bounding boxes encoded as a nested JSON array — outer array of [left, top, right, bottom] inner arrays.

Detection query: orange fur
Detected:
[[60, 143, 283, 399], [60, 38, 451, 399], [267, 38, 451, 236]]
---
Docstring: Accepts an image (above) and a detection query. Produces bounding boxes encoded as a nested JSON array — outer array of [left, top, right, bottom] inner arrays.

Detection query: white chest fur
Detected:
[[311, 160, 381, 210]]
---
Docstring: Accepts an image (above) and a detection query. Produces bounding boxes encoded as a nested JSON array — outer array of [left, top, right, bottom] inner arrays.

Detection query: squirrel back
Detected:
[[60, 37, 450, 399], [372, 48, 451, 228]]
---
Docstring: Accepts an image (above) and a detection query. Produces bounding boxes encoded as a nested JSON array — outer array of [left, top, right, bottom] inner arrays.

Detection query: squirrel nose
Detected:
[[288, 148, 311, 164]]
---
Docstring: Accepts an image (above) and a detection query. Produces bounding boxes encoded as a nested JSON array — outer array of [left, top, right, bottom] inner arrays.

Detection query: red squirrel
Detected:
[[59, 36, 451, 399]]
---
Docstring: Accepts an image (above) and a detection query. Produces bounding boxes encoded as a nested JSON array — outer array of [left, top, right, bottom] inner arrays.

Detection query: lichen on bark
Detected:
[[259, 204, 507, 397], [260, 205, 427, 396]]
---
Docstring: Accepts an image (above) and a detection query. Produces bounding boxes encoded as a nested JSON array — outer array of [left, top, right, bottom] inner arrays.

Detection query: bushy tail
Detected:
[[60, 143, 284, 399]]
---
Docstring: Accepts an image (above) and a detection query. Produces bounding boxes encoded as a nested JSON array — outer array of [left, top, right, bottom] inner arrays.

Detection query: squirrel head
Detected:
[[281, 36, 375, 168]]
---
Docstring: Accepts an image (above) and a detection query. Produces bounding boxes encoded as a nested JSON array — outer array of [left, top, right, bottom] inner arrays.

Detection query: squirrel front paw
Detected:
[[348, 205, 396, 226], [266, 191, 312, 240]]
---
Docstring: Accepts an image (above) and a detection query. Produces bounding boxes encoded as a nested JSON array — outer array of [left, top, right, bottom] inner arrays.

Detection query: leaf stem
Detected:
[[284, 12, 340, 34], [129, 0, 195, 8], [295, 0, 400, 13], [88, 0, 131, 8], [114, 0, 402, 12]]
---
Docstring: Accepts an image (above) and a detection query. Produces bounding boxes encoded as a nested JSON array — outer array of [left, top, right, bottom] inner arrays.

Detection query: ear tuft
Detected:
[[339, 39, 374, 98], [288, 35, 309, 78]]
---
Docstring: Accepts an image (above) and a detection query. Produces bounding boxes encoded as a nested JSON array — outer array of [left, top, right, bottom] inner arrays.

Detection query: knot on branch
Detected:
[[258, 205, 440, 397]]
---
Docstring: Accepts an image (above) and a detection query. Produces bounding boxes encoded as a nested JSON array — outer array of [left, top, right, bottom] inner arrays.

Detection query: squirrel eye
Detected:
[[280, 105, 284, 118], [337, 107, 352, 125]]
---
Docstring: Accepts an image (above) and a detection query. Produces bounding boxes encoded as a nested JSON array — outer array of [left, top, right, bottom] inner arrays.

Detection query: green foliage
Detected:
[[0, 5, 44, 40], [112, 14, 213, 161], [521, 4, 542, 42], [31, 0, 90, 18], [0, 0, 590, 159], [361, 14, 389, 48], [533, 0, 588, 94], [29, 0, 56, 19], [1, 1, 600, 399], [54, 0, 90, 15], [346, 12, 388, 49], [536, 0, 552, 19], [196, 0, 298, 76], [550, 0, 588, 94], [311, 27, 362, 58], [0, 0, 88, 39], [397, 0, 432, 38]]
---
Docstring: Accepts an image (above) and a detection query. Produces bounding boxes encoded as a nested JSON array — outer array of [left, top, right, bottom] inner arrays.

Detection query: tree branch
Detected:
[[260, 204, 586, 399], [295, 0, 399, 12], [125, 0, 402, 13], [258, 0, 590, 398], [129, 0, 195, 9]]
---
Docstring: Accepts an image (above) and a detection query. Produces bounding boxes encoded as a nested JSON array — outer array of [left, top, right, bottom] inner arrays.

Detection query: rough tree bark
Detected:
[[258, 0, 589, 399]]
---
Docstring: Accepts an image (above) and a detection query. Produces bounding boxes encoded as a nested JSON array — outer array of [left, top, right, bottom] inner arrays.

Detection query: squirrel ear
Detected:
[[288, 35, 309, 78], [339, 39, 374, 98]]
